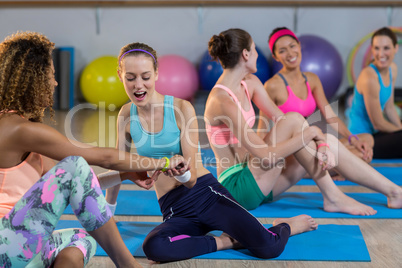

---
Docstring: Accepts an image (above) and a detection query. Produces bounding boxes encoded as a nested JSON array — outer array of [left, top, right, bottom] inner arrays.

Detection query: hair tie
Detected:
[[317, 143, 330, 150], [119, 49, 156, 67], [348, 134, 359, 145], [268, 29, 299, 53]]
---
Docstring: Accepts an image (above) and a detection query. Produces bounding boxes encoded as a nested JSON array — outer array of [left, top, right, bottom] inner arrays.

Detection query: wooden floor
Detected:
[[49, 97, 401, 268]]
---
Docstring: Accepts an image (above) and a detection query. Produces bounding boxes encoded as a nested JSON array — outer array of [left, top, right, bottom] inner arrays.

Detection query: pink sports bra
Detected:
[[277, 73, 317, 118], [205, 81, 255, 146]]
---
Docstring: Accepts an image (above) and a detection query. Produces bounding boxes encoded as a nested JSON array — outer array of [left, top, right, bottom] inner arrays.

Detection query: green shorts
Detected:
[[218, 162, 273, 210]]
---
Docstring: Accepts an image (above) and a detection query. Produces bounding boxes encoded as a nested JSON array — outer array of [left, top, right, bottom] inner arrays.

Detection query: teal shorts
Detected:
[[218, 163, 273, 210]]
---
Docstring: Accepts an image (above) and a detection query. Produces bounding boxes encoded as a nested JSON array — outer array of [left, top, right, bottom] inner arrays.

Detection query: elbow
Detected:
[[372, 121, 387, 132], [97, 148, 116, 170]]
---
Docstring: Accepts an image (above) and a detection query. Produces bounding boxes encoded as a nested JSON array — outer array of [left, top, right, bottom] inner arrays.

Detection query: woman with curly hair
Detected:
[[0, 32, 187, 268]]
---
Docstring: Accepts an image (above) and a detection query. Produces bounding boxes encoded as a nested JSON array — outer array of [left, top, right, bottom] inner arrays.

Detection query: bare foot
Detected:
[[387, 187, 402, 209], [215, 232, 242, 251], [323, 193, 377, 216], [272, 214, 318, 236]]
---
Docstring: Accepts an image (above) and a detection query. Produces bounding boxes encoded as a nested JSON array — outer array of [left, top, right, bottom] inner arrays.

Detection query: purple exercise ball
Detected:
[[271, 34, 343, 100]]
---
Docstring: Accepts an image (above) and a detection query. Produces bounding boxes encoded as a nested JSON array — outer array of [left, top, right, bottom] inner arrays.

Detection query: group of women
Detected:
[[0, 26, 401, 267]]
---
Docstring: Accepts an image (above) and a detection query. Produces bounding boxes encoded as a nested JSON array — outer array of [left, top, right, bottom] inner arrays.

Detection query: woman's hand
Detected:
[[163, 155, 189, 177], [123, 171, 156, 190], [352, 139, 373, 162], [316, 143, 336, 170]]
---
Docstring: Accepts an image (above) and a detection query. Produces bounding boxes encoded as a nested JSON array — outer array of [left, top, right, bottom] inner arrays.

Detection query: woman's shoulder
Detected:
[[0, 115, 50, 145], [357, 65, 378, 82], [173, 96, 192, 109], [391, 62, 398, 77], [264, 74, 285, 96], [303, 71, 319, 81], [119, 102, 132, 118], [173, 97, 195, 117]]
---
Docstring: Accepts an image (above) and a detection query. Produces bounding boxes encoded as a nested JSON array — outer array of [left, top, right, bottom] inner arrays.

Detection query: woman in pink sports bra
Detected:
[[204, 28, 402, 216], [260, 27, 374, 167]]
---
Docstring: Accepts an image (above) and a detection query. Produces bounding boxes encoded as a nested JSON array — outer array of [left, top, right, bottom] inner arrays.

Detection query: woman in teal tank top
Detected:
[[348, 27, 402, 158], [105, 42, 322, 263]]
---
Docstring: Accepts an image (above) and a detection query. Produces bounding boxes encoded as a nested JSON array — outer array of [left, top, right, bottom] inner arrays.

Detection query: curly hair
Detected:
[[0, 31, 55, 122]]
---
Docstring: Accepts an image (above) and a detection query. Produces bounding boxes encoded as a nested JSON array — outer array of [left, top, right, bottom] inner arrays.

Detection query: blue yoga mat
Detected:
[[251, 192, 400, 218], [55, 220, 370, 261], [371, 158, 402, 164], [297, 166, 402, 186], [63, 190, 400, 218], [201, 147, 402, 165]]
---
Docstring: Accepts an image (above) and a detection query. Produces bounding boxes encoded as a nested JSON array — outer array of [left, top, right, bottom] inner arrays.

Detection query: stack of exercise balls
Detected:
[[155, 55, 199, 100], [81, 38, 342, 106], [198, 46, 271, 91], [271, 35, 343, 100], [80, 56, 129, 109]]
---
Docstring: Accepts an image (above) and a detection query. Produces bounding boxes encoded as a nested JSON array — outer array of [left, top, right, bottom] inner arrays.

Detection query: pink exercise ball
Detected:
[[155, 55, 199, 100]]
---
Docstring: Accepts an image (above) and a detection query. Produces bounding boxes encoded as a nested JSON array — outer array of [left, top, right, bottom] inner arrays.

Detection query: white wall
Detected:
[[1, 5, 401, 101]]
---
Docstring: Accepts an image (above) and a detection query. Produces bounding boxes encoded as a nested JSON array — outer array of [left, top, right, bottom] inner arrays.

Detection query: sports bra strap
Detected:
[[301, 73, 308, 81], [214, 84, 240, 104], [277, 73, 288, 86], [278, 73, 308, 86], [214, 81, 251, 103]]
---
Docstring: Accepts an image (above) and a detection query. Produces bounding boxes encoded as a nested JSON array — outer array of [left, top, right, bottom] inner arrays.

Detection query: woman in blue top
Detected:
[[105, 42, 318, 263], [349, 27, 402, 158]]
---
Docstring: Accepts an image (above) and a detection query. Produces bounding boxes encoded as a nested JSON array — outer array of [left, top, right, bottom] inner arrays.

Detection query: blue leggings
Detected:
[[0, 156, 112, 267], [143, 173, 290, 262]]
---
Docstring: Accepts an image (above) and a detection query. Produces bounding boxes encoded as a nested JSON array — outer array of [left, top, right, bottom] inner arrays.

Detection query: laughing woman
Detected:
[[348, 27, 402, 159]]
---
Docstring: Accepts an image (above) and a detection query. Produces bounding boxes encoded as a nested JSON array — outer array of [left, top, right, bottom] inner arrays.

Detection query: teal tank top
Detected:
[[130, 95, 182, 159], [348, 63, 393, 134]]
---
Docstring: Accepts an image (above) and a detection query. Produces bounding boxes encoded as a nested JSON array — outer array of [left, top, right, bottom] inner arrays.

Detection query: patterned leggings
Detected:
[[0, 156, 112, 268]]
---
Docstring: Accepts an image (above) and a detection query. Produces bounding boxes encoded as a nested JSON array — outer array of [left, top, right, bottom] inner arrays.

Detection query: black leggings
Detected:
[[373, 130, 402, 158], [142, 173, 291, 262]]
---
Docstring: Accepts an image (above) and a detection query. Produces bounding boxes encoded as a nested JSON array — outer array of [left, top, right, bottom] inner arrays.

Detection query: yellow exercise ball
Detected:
[[80, 56, 128, 109]]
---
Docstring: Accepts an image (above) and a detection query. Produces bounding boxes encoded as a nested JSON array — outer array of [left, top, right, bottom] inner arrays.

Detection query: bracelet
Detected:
[[317, 143, 330, 149], [348, 134, 359, 145], [161, 157, 170, 172], [175, 171, 191, 183]]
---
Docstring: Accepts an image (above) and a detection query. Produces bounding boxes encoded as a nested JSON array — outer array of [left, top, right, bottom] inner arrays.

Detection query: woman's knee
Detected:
[[280, 112, 308, 132], [143, 232, 169, 262], [250, 241, 286, 259], [325, 133, 339, 147], [56, 156, 91, 176]]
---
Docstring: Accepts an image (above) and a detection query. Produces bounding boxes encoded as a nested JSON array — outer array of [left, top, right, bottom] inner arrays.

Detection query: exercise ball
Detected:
[[80, 56, 128, 109], [269, 35, 343, 100], [155, 55, 199, 100], [271, 57, 283, 75], [254, 46, 272, 84], [198, 46, 271, 91], [198, 51, 223, 91]]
